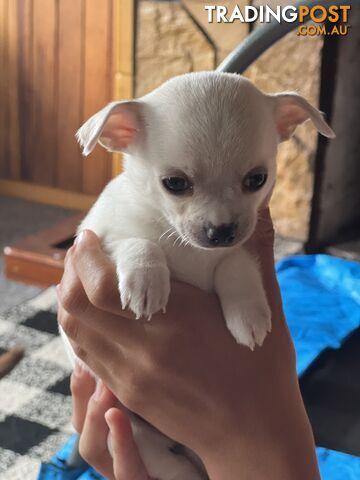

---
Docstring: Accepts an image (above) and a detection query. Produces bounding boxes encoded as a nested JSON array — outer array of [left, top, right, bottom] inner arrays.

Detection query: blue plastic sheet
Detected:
[[37, 434, 104, 480], [276, 255, 360, 375], [317, 447, 360, 480], [38, 254, 360, 480]]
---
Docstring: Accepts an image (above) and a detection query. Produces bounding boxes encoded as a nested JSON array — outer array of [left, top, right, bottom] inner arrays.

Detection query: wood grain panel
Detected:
[[1, 0, 135, 207], [0, 0, 9, 177], [82, 0, 113, 195], [7, 0, 21, 179], [31, 0, 58, 185], [17, 0, 34, 181], [57, 0, 83, 191], [0, 179, 96, 210]]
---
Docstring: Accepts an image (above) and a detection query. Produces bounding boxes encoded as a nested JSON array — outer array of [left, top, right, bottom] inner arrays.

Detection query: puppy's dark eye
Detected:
[[243, 169, 268, 192], [162, 176, 192, 194]]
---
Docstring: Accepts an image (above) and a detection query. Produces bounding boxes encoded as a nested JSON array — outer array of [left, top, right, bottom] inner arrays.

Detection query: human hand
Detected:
[[70, 364, 152, 480], [58, 208, 320, 480]]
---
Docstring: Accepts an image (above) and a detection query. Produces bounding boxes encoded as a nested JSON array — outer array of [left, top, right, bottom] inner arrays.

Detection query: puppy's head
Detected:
[[77, 72, 334, 249]]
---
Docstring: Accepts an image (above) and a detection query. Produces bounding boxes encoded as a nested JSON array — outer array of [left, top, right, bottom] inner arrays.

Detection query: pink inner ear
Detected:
[[101, 109, 139, 150], [102, 127, 137, 149], [275, 103, 309, 141]]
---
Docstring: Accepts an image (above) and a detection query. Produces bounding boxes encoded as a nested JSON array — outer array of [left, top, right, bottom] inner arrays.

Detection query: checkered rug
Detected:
[[0, 288, 74, 480]]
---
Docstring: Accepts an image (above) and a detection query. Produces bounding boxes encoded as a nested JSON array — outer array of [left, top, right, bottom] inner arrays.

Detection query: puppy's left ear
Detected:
[[269, 92, 335, 142], [76, 101, 142, 156]]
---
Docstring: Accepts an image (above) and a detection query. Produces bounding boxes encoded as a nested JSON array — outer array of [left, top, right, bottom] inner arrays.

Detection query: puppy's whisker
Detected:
[[167, 230, 178, 242], [159, 227, 173, 242], [173, 234, 183, 247], [184, 236, 191, 248], [180, 235, 190, 248]]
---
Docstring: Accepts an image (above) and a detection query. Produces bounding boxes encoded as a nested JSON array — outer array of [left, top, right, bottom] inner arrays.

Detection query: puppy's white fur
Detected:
[[62, 72, 334, 479]]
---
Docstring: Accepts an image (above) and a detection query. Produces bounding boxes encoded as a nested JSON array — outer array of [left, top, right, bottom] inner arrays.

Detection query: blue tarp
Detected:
[[38, 254, 360, 480], [277, 255, 360, 375], [317, 447, 360, 480]]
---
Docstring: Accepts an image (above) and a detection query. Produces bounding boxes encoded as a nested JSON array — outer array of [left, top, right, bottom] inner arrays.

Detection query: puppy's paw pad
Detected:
[[118, 264, 170, 320]]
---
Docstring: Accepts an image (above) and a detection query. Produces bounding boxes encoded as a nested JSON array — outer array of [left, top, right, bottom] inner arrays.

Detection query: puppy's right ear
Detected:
[[76, 101, 142, 156]]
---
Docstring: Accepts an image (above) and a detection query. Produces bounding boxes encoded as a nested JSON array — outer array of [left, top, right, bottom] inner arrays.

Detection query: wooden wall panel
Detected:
[[17, 0, 34, 181], [7, 0, 21, 180], [0, 0, 134, 207], [82, 0, 113, 195], [31, 0, 58, 185], [0, 0, 9, 178], [57, 0, 83, 191]]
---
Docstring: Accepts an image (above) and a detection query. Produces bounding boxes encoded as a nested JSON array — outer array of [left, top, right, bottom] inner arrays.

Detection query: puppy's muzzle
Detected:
[[204, 222, 237, 247]]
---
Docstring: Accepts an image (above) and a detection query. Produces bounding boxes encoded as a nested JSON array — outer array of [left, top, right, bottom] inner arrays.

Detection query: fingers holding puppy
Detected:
[[71, 367, 116, 479], [57, 230, 141, 344], [58, 230, 120, 316], [72, 230, 129, 316], [71, 368, 150, 480], [79, 380, 118, 479], [70, 363, 96, 432], [58, 305, 121, 381]]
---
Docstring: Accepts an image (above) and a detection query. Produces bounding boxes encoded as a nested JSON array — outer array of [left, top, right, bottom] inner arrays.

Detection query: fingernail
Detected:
[[93, 379, 103, 401], [74, 230, 85, 246], [105, 410, 112, 428]]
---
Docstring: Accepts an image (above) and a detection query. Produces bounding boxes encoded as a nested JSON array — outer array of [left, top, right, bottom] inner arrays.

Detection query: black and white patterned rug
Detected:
[[0, 288, 73, 480]]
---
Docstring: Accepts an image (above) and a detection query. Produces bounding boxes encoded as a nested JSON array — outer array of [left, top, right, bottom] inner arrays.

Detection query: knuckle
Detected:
[[85, 400, 100, 423], [72, 344, 87, 362], [88, 269, 113, 309], [60, 313, 79, 341], [78, 437, 98, 465], [64, 245, 75, 266], [72, 241, 85, 263], [60, 284, 87, 315]]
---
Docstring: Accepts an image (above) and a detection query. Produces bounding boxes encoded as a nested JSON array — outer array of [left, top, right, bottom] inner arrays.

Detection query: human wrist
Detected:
[[197, 422, 244, 480], [200, 434, 317, 480], [196, 398, 320, 480]]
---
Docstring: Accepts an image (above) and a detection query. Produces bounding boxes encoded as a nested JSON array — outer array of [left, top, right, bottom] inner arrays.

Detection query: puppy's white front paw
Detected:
[[118, 264, 170, 320], [225, 301, 272, 350]]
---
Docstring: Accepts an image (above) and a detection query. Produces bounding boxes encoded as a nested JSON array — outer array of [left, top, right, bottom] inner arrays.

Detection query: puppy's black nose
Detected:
[[205, 223, 237, 246]]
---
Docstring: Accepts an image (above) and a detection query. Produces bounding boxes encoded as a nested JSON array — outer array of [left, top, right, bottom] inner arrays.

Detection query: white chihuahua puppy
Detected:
[[61, 72, 334, 479]]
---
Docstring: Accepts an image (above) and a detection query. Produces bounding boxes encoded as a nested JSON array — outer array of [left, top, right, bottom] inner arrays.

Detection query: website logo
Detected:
[[204, 4, 351, 36]]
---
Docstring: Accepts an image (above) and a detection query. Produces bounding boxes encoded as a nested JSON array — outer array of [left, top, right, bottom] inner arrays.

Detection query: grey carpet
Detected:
[[0, 196, 76, 313]]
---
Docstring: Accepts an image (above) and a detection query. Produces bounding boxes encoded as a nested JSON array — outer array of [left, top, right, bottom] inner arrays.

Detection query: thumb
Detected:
[[105, 408, 151, 480]]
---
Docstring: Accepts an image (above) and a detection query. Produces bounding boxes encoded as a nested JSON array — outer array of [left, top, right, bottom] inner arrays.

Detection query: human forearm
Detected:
[[193, 304, 320, 480], [199, 382, 320, 480]]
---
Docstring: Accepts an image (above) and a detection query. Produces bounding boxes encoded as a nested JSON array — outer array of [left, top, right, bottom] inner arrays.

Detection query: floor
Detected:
[[0, 196, 77, 312]]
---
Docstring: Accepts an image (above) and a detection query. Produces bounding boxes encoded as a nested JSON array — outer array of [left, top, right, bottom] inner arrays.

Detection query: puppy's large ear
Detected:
[[76, 101, 142, 156], [270, 93, 335, 142]]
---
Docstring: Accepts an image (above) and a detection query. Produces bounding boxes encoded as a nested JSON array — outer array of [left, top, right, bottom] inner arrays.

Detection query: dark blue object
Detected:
[[38, 254, 360, 480]]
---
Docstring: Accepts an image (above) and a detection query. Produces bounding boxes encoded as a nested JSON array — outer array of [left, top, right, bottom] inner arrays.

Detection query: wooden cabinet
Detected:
[[0, 0, 134, 209]]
